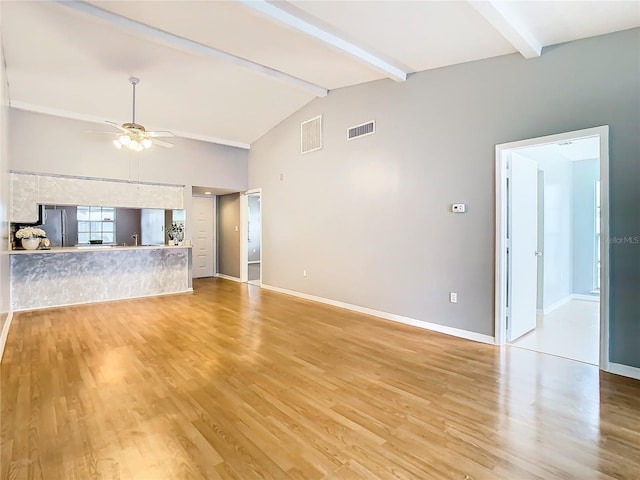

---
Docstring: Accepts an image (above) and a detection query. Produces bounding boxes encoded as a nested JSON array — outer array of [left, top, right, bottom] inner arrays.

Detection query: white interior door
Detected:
[[191, 196, 215, 278], [508, 153, 539, 341]]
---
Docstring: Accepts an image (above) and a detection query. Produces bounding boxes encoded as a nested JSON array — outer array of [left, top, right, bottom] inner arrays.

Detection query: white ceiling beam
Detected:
[[239, 0, 408, 82], [10, 101, 251, 150], [468, 1, 542, 59], [53, 0, 328, 98]]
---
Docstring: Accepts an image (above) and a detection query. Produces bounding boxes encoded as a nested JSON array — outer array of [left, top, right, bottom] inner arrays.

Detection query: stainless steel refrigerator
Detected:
[[42, 208, 68, 247]]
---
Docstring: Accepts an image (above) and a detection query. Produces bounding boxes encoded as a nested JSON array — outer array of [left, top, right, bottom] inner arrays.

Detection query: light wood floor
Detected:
[[1, 278, 639, 479]]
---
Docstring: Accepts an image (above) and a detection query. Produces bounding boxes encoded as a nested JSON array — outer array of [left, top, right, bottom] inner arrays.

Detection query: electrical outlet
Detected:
[[303, 269, 307, 277], [451, 203, 466, 213], [450, 292, 458, 303]]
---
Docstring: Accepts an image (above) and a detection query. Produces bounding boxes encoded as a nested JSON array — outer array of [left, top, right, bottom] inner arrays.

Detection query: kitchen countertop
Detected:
[[9, 244, 192, 254]]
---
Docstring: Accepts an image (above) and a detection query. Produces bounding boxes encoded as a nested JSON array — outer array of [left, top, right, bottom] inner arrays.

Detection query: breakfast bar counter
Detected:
[[9, 245, 192, 311]]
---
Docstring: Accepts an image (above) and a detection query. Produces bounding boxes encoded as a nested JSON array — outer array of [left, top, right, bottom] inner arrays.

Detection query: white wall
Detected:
[[572, 159, 599, 295], [532, 153, 573, 309]]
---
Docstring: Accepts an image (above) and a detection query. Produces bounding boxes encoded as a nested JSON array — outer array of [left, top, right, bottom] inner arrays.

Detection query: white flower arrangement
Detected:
[[168, 221, 184, 241], [15, 227, 47, 239]]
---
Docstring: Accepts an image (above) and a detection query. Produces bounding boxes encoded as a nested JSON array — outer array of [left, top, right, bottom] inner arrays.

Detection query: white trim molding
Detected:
[[537, 294, 600, 315], [572, 294, 599, 302], [0, 311, 14, 363], [494, 126, 610, 372], [215, 273, 243, 283], [262, 284, 496, 345], [606, 363, 640, 381], [240, 189, 262, 285], [540, 295, 573, 316]]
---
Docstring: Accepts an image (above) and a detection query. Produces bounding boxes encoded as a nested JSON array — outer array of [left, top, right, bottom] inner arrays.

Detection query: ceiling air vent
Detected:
[[347, 120, 375, 141], [301, 115, 322, 154]]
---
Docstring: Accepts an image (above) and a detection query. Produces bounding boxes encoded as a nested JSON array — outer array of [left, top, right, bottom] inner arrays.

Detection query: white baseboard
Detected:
[[541, 293, 600, 315], [215, 274, 243, 283], [542, 295, 573, 315], [261, 284, 495, 345], [606, 362, 640, 381], [0, 311, 14, 363], [572, 294, 599, 302]]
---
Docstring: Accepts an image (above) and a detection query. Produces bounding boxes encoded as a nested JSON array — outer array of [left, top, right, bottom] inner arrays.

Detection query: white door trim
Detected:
[[494, 126, 610, 371], [240, 188, 262, 285]]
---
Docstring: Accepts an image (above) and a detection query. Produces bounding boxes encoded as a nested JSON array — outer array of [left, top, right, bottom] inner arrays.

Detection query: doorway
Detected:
[[240, 189, 262, 286], [495, 126, 610, 369]]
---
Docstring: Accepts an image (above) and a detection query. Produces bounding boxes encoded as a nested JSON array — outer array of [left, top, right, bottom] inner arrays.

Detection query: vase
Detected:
[[21, 237, 41, 250]]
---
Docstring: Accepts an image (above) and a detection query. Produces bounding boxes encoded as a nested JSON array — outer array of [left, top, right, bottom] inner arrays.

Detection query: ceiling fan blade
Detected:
[[151, 138, 175, 148], [105, 120, 128, 132], [87, 131, 119, 135], [146, 131, 174, 138]]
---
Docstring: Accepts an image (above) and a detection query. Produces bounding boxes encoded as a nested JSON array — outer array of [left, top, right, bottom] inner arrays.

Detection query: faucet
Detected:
[[131, 233, 139, 246]]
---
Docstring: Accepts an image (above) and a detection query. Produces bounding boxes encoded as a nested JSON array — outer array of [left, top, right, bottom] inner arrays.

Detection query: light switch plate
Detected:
[[452, 203, 466, 213]]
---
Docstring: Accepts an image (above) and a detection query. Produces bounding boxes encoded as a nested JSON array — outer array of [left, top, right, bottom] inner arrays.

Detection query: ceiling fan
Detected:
[[95, 76, 174, 151]]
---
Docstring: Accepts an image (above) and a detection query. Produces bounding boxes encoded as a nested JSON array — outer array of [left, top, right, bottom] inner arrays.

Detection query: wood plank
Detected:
[[1, 278, 638, 479]]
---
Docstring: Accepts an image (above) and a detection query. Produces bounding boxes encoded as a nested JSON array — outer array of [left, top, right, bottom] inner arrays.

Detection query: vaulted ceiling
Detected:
[[3, 1, 639, 149]]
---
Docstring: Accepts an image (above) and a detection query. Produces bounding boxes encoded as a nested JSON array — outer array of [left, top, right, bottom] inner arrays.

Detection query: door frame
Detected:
[[240, 188, 262, 285], [494, 126, 610, 370]]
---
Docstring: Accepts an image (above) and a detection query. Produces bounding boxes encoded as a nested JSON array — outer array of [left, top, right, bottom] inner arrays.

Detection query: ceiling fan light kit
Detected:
[[108, 76, 175, 151]]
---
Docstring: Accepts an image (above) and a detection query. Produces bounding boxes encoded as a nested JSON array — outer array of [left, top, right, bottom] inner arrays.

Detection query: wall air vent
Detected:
[[347, 120, 375, 141], [300, 115, 322, 154]]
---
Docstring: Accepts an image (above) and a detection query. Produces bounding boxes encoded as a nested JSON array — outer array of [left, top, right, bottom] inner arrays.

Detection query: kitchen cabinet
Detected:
[[10, 173, 184, 223], [10, 173, 39, 223]]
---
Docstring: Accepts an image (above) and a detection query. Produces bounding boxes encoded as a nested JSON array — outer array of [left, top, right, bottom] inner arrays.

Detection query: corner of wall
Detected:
[[0, 3, 13, 356]]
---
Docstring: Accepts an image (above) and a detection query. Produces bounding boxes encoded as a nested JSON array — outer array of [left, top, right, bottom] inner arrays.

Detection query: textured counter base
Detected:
[[11, 249, 189, 310]]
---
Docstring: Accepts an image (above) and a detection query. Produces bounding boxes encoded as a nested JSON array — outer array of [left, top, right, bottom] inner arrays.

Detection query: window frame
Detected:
[[77, 206, 116, 245]]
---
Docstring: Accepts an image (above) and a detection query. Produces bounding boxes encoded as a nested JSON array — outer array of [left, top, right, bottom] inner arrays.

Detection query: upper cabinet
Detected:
[[10, 173, 184, 223], [11, 174, 39, 223]]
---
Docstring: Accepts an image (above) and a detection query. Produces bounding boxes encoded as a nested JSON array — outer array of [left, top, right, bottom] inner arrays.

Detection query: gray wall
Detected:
[[116, 208, 142, 246], [9, 109, 249, 244], [9, 110, 248, 190], [249, 28, 640, 368], [572, 159, 599, 295], [0, 11, 10, 339], [217, 193, 240, 278]]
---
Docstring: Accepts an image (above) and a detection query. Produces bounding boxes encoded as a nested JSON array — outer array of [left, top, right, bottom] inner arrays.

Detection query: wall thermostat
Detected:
[[451, 203, 467, 213]]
